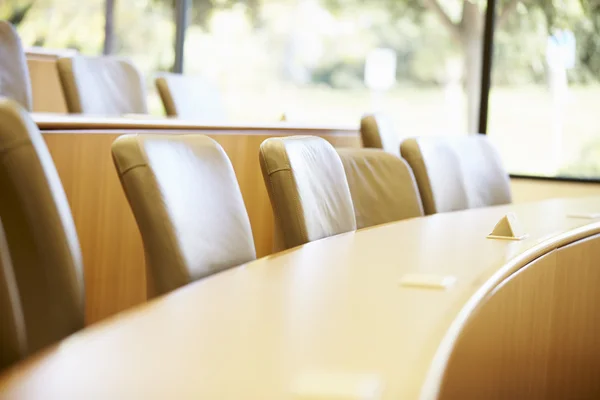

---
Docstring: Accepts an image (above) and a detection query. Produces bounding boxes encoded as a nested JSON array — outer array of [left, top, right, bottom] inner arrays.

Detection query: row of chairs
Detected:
[[117, 125, 512, 294], [0, 21, 221, 119], [0, 94, 512, 370], [112, 134, 425, 294], [361, 114, 512, 213]]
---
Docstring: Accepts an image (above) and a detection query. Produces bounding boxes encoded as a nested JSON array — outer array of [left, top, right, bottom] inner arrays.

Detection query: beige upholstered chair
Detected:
[[0, 21, 33, 110], [0, 220, 26, 371], [0, 99, 85, 356], [112, 134, 256, 296], [57, 55, 148, 115], [400, 135, 512, 215], [259, 136, 356, 251], [360, 114, 400, 156], [156, 73, 226, 120], [337, 148, 424, 229]]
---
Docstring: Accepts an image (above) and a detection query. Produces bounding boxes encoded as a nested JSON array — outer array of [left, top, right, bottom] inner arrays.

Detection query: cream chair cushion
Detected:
[[360, 114, 400, 156], [156, 73, 225, 120], [337, 148, 423, 229], [259, 136, 356, 250], [0, 220, 26, 371], [57, 56, 148, 115], [112, 134, 256, 296], [400, 135, 512, 215], [0, 99, 85, 354], [0, 21, 32, 111]]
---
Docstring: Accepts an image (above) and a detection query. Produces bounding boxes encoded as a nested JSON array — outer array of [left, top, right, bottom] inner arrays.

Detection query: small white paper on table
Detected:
[[291, 371, 383, 400], [399, 274, 457, 290], [567, 212, 600, 219]]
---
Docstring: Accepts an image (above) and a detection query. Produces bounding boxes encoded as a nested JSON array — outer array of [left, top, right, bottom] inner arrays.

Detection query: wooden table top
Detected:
[[33, 113, 359, 134], [2, 197, 600, 399]]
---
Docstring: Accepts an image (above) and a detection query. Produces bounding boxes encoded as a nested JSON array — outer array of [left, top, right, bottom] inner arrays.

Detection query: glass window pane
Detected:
[[488, 0, 600, 178], [4, 0, 175, 116], [5, 0, 105, 53], [112, 0, 175, 115], [184, 0, 484, 134]]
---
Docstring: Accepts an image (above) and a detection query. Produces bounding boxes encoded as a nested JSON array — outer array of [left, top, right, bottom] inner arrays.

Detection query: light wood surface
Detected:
[[432, 233, 600, 399], [42, 123, 360, 323], [34, 113, 358, 133], [44, 133, 146, 322], [1, 197, 600, 399], [26, 53, 72, 113], [511, 177, 600, 202]]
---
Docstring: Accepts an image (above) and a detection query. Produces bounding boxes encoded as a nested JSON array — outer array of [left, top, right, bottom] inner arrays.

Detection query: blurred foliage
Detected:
[[150, 0, 262, 27], [321, 0, 425, 18], [4, 0, 600, 87], [575, 0, 600, 80], [560, 137, 600, 178], [0, 0, 35, 25]]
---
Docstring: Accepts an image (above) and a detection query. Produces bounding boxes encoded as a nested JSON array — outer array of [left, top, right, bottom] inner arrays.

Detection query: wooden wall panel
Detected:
[[437, 234, 600, 399], [26, 57, 68, 113], [44, 134, 146, 324], [44, 131, 360, 324]]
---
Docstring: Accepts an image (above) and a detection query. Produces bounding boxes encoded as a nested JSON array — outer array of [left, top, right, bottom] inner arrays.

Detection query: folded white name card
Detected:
[[291, 371, 383, 400], [487, 212, 529, 241]]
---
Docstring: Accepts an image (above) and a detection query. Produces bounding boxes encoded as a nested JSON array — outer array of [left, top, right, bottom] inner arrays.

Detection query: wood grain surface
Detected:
[[1, 198, 600, 399]]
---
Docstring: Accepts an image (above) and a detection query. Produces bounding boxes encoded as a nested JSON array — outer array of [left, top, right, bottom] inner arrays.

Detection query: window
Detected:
[[6, 0, 600, 180], [4, 0, 105, 52], [111, 0, 175, 113], [488, 0, 600, 179], [4, 0, 175, 115], [183, 0, 483, 135]]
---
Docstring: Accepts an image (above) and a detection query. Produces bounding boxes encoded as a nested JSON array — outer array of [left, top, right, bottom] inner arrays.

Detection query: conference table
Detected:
[[1, 197, 599, 399], [35, 113, 361, 323]]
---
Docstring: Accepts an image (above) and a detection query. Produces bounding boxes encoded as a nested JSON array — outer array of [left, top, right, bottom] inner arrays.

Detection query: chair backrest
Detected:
[[0, 99, 85, 354], [0, 220, 26, 371], [155, 73, 226, 121], [57, 56, 148, 115], [111, 134, 256, 296], [360, 114, 400, 156], [0, 21, 32, 111], [400, 135, 512, 215], [259, 136, 356, 251], [337, 148, 424, 229]]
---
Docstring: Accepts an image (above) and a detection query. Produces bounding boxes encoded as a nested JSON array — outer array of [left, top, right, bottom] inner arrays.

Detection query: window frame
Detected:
[[479, 0, 600, 183]]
